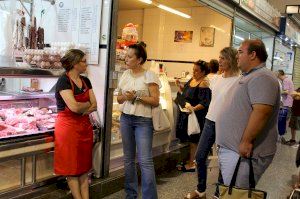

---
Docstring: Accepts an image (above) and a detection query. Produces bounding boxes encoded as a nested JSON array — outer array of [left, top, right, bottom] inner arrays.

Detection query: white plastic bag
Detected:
[[152, 105, 171, 132], [188, 111, 200, 135]]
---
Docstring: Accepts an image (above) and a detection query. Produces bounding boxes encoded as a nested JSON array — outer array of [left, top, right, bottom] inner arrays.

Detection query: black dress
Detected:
[[176, 79, 211, 143]]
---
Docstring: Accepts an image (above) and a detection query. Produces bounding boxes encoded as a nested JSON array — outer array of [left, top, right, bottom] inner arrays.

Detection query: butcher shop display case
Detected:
[[0, 67, 60, 196]]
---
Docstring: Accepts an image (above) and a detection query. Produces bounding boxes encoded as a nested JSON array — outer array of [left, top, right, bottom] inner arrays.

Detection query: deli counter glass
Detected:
[[0, 76, 58, 196]]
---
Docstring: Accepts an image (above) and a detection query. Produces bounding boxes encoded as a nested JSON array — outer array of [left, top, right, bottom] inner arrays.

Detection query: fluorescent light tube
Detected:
[[157, 4, 191, 19], [234, 35, 245, 41], [139, 0, 152, 4]]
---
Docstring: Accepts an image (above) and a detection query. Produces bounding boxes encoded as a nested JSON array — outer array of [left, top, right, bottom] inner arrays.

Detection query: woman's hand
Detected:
[[175, 79, 184, 92], [124, 90, 136, 101], [185, 102, 194, 112]]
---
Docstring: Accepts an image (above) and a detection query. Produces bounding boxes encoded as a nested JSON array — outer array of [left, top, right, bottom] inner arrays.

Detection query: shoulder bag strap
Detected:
[[228, 157, 256, 196]]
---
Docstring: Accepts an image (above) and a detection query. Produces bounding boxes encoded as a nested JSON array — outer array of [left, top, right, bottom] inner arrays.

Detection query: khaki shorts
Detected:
[[289, 116, 300, 130]]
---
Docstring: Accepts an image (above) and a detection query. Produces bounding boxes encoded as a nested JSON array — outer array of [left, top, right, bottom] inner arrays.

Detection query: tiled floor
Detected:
[[104, 135, 299, 199]]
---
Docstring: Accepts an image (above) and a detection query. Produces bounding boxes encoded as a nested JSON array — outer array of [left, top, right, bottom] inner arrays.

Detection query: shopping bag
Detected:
[[187, 111, 200, 135], [174, 92, 186, 108], [289, 188, 300, 199], [218, 157, 267, 199], [152, 105, 171, 132]]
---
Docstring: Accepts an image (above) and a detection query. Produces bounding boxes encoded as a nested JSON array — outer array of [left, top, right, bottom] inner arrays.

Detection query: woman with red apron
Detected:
[[54, 49, 97, 199]]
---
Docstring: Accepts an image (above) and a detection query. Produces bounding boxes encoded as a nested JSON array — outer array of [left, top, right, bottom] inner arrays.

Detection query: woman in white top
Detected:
[[117, 43, 160, 199], [206, 59, 219, 83], [185, 47, 240, 199]]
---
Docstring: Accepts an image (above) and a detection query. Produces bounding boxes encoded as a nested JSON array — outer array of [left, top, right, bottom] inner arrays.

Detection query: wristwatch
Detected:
[[136, 96, 142, 102]]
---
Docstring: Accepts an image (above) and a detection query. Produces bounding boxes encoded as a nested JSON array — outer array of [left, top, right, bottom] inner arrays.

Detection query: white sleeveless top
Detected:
[[117, 70, 161, 118]]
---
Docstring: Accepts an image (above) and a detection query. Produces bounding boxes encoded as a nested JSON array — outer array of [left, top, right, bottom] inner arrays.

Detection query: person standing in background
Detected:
[[207, 59, 219, 82], [277, 70, 294, 144], [216, 39, 280, 188], [288, 88, 300, 146], [54, 49, 97, 199], [184, 47, 240, 199], [176, 60, 211, 172]]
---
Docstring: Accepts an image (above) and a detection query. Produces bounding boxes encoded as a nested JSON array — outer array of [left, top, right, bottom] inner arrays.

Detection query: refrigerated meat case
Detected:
[[0, 59, 101, 198]]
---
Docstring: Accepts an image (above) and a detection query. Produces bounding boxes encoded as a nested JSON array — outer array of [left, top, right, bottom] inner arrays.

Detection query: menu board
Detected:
[[56, 0, 102, 64]]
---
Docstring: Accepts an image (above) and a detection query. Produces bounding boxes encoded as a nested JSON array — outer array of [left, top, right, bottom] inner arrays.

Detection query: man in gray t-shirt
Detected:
[[216, 39, 280, 188]]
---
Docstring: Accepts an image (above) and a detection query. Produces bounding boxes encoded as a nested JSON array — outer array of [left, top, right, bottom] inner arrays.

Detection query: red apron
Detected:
[[54, 74, 93, 176]]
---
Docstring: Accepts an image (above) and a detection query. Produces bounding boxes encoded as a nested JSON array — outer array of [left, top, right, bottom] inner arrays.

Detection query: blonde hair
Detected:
[[220, 47, 239, 74]]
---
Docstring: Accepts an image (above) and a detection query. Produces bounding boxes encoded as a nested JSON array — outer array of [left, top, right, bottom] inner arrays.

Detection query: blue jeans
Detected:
[[195, 119, 216, 192], [120, 113, 158, 199]]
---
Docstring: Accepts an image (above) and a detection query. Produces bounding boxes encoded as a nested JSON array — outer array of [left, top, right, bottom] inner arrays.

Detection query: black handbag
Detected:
[[174, 92, 187, 108], [218, 157, 267, 199]]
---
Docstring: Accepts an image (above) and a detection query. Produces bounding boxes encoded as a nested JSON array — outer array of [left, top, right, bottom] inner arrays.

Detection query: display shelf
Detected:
[[0, 91, 55, 101], [0, 67, 64, 77], [167, 77, 190, 83], [0, 56, 64, 77]]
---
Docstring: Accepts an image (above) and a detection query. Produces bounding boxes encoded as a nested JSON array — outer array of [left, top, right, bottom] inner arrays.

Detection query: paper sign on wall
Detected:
[[56, 0, 102, 65]]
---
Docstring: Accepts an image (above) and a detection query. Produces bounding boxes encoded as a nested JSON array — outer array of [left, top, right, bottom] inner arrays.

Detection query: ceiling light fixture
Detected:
[[157, 4, 191, 18], [234, 35, 245, 41], [139, 0, 152, 4], [138, 0, 191, 19]]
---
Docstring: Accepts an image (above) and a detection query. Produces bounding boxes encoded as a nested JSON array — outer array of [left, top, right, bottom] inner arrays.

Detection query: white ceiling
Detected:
[[118, 0, 200, 10]]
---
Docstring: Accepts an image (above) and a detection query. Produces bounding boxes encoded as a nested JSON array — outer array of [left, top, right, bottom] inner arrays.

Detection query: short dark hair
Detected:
[[209, 59, 219, 74], [60, 49, 85, 71], [194, 60, 209, 75], [278, 69, 285, 76], [128, 42, 147, 64], [242, 39, 268, 62]]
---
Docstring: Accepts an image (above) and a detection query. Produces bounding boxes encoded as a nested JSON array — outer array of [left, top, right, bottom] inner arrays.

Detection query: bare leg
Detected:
[[291, 128, 296, 141], [186, 143, 197, 169], [67, 176, 82, 199], [79, 173, 89, 199]]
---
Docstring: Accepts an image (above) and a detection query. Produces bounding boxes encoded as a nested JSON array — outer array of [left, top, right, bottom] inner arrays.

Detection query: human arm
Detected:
[[291, 91, 300, 100], [82, 89, 97, 115], [175, 79, 185, 93], [135, 83, 160, 107], [239, 104, 273, 158], [60, 90, 91, 114]]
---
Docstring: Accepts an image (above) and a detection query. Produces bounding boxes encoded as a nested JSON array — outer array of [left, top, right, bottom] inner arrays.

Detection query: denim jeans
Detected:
[[120, 113, 158, 199], [218, 147, 274, 188], [195, 119, 216, 192]]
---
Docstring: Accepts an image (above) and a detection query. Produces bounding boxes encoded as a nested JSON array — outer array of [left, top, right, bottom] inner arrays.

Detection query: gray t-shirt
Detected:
[[216, 64, 280, 157]]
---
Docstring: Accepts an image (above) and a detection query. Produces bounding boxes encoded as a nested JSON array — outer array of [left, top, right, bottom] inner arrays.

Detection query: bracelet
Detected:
[[136, 96, 142, 102], [131, 96, 137, 104]]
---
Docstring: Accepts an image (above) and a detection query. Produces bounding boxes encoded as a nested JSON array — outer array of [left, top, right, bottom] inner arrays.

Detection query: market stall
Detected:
[[0, 0, 103, 197]]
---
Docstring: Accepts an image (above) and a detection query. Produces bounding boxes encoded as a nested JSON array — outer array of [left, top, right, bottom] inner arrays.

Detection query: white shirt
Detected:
[[207, 73, 218, 83], [206, 74, 240, 122], [117, 70, 161, 118]]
